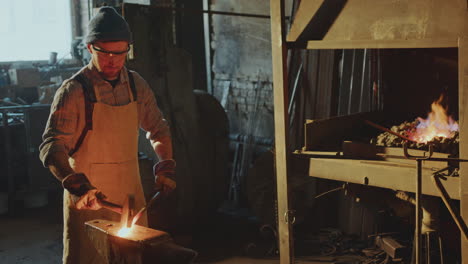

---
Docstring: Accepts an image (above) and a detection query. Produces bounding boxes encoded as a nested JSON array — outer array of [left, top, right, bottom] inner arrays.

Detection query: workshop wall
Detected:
[[211, 0, 292, 139]]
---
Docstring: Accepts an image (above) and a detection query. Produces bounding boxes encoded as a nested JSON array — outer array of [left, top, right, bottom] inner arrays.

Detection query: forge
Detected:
[[85, 219, 197, 264]]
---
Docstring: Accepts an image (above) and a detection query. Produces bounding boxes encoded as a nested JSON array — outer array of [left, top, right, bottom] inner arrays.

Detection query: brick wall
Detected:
[[213, 74, 274, 137], [210, 0, 292, 138]]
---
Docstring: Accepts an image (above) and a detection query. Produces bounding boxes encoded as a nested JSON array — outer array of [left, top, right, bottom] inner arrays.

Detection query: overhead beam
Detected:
[[294, 0, 348, 42]]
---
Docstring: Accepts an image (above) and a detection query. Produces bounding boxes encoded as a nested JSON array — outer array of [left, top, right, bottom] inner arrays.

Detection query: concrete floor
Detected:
[[0, 191, 282, 264], [0, 195, 63, 264], [0, 191, 363, 264]]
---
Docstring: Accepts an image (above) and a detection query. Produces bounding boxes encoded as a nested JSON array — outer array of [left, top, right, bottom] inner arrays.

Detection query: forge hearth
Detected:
[[296, 112, 460, 199], [373, 120, 459, 155]]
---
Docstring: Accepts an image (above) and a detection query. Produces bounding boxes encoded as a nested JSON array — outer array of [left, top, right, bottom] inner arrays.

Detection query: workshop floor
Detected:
[[0, 191, 362, 264], [0, 191, 282, 264]]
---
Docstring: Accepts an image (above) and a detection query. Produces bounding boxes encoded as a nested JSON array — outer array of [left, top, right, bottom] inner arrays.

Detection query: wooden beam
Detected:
[[309, 158, 460, 199], [270, 0, 293, 263], [288, 0, 468, 43], [296, 39, 459, 50], [458, 37, 468, 263], [295, 0, 348, 42]]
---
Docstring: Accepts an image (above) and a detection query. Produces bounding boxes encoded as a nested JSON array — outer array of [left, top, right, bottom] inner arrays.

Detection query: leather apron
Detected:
[[63, 79, 147, 264]]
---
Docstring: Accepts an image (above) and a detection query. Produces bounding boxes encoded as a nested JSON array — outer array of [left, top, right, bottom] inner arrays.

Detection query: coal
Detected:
[[371, 120, 459, 156]]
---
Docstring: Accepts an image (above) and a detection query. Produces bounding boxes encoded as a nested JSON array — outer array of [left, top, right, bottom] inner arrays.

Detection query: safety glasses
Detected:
[[92, 45, 130, 57]]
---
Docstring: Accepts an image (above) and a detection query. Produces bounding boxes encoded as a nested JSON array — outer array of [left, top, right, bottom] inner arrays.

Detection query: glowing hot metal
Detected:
[[117, 226, 133, 237]]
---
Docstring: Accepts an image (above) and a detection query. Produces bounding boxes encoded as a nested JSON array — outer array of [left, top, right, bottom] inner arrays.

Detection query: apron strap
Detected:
[[127, 70, 137, 102], [69, 73, 96, 157]]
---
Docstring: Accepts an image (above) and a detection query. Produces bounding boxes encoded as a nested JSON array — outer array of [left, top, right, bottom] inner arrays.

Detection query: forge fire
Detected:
[[373, 96, 459, 155]]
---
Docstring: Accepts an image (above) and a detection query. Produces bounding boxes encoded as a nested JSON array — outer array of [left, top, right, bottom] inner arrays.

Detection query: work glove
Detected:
[[62, 173, 104, 210], [153, 159, 177, 196]]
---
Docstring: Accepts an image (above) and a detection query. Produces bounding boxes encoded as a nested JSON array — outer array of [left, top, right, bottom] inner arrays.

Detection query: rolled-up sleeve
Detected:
[[39, 80, 83, 166], [133, 72, 171, 143]]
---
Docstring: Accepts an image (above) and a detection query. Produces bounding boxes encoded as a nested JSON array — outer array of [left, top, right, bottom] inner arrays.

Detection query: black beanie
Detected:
[[85, 7, 132, 44]]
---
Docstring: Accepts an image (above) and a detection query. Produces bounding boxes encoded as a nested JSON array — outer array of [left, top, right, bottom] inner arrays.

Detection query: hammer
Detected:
[[98, 194, 135, 228]]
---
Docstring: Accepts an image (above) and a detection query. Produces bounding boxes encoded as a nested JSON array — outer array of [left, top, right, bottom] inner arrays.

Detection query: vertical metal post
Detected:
[[2, 111, 14, 215], [416, 159, 422, 264], [458, 37, 468, 264], [359, 49, 368, 112], [347, 50, 356, 115], [203, 0, 213, 94], [270, 0, 293, 263]]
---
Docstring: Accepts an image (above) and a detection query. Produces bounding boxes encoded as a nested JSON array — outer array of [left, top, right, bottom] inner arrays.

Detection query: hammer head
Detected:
[[120, 194, 135, 228]]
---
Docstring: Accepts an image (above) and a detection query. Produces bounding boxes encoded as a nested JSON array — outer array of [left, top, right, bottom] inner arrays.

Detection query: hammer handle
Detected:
[[99, 199, 123, 214]]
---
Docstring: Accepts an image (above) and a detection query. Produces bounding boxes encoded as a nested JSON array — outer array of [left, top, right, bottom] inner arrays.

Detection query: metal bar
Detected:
[[439, 236, 444, 264], [2, 111, 14, 215], [432, 174, 468, 241], [364, 119, 418, 143], [149, 4, 275, 19], [347, 50, 356, 115], [202, 0, 212, 94], [23, 109, 34, 186], [402, 143, 432, 264], [416, 159, 422, 264], [359, 49, 368, 112], [0, 104, 50, 110], [288, 62, 303, 117]]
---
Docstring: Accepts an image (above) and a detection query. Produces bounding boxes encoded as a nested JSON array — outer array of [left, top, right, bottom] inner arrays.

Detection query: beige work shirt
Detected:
[[39, 62, 170, 166]]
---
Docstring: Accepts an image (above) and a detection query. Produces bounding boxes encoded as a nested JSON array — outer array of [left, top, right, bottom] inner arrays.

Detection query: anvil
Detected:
[[85, 219, 197, 264]]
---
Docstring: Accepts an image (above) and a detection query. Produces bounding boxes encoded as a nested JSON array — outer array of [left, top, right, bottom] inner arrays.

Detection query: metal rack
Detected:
[[1, 104, 58, 215]]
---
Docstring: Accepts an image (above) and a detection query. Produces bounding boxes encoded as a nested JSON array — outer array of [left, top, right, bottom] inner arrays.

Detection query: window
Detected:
[[0, 0, 72, 62]]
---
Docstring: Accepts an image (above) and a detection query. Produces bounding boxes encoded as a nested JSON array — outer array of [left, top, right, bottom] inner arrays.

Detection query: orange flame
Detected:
[[409, 96, 458, 143]]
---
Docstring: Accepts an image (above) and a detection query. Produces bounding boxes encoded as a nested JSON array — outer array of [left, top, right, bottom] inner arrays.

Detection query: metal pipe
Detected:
[[202, 0, 212, 94], [402, 143, 433, 264], [0, 104, 50, 110], [359, 49, 368, 112], [432, 173, 468, 241], [347, 50, 356, 114], [416, 159, 422, 264], [149, 4, 277, 19], [2, 111, 14, 215]]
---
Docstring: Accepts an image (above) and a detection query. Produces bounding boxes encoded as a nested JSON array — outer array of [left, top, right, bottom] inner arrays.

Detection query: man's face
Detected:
[[87, 41, 129, 80]]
